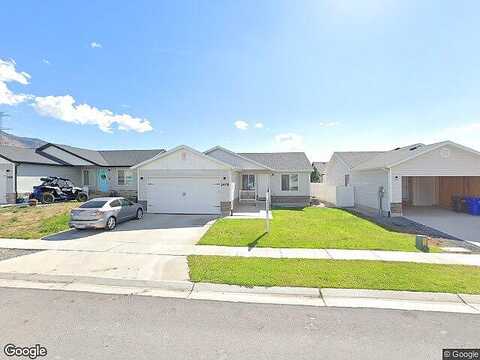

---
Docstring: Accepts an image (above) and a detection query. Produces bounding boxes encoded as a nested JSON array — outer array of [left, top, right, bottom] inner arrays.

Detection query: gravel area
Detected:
[[0, 249, 42, 262]]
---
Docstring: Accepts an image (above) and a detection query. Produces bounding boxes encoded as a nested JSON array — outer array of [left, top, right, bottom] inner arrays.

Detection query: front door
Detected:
[[97, 169, 109, 193]]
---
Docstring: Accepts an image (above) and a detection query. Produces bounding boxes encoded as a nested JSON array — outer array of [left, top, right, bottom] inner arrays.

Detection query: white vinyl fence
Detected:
[[310, 183, 354, 208]]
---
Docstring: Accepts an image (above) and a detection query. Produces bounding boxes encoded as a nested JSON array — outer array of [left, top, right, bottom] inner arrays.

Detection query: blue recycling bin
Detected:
[[466, 197, 480, 216]]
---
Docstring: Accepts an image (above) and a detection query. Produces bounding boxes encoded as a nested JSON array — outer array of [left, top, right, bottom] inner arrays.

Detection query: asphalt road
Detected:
[[0, 287, 478, 360]]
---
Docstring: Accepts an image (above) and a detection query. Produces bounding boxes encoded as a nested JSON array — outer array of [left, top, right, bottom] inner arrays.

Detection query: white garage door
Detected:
[[146, 177, 222, 214]]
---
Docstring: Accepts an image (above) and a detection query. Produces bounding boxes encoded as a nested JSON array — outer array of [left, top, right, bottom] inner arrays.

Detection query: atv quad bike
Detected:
[[30, 177, 89, 204]]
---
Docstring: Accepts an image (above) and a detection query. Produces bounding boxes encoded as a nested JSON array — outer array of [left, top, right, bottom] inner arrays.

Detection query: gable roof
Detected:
[[98, 149, 165, 167], [334, 151, 384, 169], [353, 141, 480, 171], [132, 145, 234, 169], [37, 143, 165, 167], [0, 145, 65, 165], [239, 152, 312, 172], [312, 161, 328, 174], [204, 146, 273, 171]]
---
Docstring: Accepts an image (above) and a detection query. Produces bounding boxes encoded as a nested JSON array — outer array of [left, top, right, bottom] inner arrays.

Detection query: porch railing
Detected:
[[239, 190, 256, 202]]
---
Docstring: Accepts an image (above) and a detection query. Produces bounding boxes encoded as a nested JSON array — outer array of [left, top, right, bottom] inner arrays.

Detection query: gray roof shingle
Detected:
[[334, 151, 385, 168], [99, 149, 165, 167], [0, 145, 63, 165], [41, 144, 165, 167], [239, 152, 312, 172]]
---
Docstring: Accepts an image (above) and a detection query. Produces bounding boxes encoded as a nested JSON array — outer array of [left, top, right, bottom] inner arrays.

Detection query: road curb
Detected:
[[0, 273, 478, 314]]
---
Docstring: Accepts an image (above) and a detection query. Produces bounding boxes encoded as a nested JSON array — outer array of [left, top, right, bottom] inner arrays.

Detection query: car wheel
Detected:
[[106, 216, 116, 231], [42, 193, 55, 204], [136, 208, 144, 220], [76, 192, 88, 202]]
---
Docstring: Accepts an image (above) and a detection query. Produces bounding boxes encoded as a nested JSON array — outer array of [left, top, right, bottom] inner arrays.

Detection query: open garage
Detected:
[[349, 141, 480, 244]]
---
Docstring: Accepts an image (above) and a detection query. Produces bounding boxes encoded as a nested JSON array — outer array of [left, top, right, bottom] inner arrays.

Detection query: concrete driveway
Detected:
[[404, 207, 480, 245], [43, 213, 218, 247], [0, 214, 218, 283]]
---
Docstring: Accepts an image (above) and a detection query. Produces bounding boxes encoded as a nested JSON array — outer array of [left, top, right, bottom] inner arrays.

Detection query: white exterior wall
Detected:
[[390, 144, 480, 204], [82, 167, 138, 193], [325, 155, 350, 186], [136, 148, 232, 206], [311, 183, 354, 207], [351, 169, 390, 212], [270, 172, 311, 197], [0, 160, 14, 203], [16, 164, 82, 194], [391, 144, 480, 177]]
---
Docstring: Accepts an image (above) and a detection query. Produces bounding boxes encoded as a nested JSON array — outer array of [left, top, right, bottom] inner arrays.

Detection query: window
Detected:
[[110, 200, 121, 207], [117, 169, 134, 186], [344, 174, 350, 187], [120, 198, 134, 207], [281, 174, 299, 191], [241, 174, 255, 190], [83, 170, 90, 186], [80, 200, 107, 209]]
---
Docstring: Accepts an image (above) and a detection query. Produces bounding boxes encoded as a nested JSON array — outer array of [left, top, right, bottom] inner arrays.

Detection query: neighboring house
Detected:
[[133, 145, 312, 215], [324, 141, 480, 217], [0, 143, 165, 204], [312, 161, 328, 183]]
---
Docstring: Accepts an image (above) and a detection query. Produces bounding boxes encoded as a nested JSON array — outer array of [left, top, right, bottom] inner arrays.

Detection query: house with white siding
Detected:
[[323, 141, 480, 217], [1, 143, 312, 216]]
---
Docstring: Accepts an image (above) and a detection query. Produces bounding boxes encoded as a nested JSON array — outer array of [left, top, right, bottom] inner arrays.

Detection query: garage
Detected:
[[145, 177, 222, 214], [133, 145, 233, 216], [402, 176, 480, 209]]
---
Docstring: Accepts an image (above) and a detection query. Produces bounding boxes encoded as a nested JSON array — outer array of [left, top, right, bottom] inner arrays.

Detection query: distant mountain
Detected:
[[0, 131, 46, 148]]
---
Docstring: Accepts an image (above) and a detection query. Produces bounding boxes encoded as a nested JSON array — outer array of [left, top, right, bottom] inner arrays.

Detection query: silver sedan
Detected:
[[69, 197, 144, 230]]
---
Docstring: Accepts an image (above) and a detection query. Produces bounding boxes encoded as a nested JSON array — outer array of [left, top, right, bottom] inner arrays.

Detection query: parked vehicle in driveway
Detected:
[[69, 197, 144, 230], [30, 176, 89, 204]]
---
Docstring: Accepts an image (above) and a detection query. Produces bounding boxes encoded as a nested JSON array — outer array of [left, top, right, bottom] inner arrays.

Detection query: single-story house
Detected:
[[1, 143, 312, 215], [312, 161, 328, 183], [132, 145, 312, 215], [324, 140, 480, 217], [0, 143, 165, 203]]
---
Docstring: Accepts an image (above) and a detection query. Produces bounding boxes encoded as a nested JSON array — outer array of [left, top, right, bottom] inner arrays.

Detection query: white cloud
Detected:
[[90, 42, 102, 49], [234, 120, 249, 130], [319, 121, 339, 128], [274, 133, 304, 151], [42, 59, 50, 65], [254, 122, 264, 128], [33, 95, 153, 133], [0, 59, 32, 105]]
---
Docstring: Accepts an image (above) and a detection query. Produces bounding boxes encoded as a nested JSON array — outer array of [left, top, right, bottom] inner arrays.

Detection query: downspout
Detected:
[[14, 163, 17, 202], [387, 168, 392, 217]]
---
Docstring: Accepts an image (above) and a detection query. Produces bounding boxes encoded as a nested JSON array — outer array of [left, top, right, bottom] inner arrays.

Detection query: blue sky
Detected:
[[1, 0, 480, 160]]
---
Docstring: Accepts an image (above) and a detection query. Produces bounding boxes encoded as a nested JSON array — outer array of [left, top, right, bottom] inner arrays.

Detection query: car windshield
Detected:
[[79, 201, 107, 209]]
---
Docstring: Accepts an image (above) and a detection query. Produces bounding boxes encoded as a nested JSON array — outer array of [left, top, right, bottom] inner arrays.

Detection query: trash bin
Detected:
[[466, 197, 480, 216], [451, 195, 462, 212]]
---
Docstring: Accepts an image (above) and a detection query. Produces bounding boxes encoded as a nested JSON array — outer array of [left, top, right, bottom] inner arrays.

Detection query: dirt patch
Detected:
[[0, 202, 79, 239]]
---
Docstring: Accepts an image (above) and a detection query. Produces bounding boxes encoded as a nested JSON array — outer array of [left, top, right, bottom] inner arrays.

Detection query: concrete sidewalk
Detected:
[[0, 273, 478, 314], [1, 237, 480, 266]]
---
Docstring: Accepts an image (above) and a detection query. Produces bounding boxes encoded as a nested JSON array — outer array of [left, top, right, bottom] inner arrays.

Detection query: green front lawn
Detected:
[[199, 207, 419, 251], [0, 202, 79, 239], [188, 256, 480, 294]]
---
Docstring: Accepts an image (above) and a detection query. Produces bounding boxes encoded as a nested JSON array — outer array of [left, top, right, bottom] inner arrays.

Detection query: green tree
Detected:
[[311, 166, 321, 183]]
